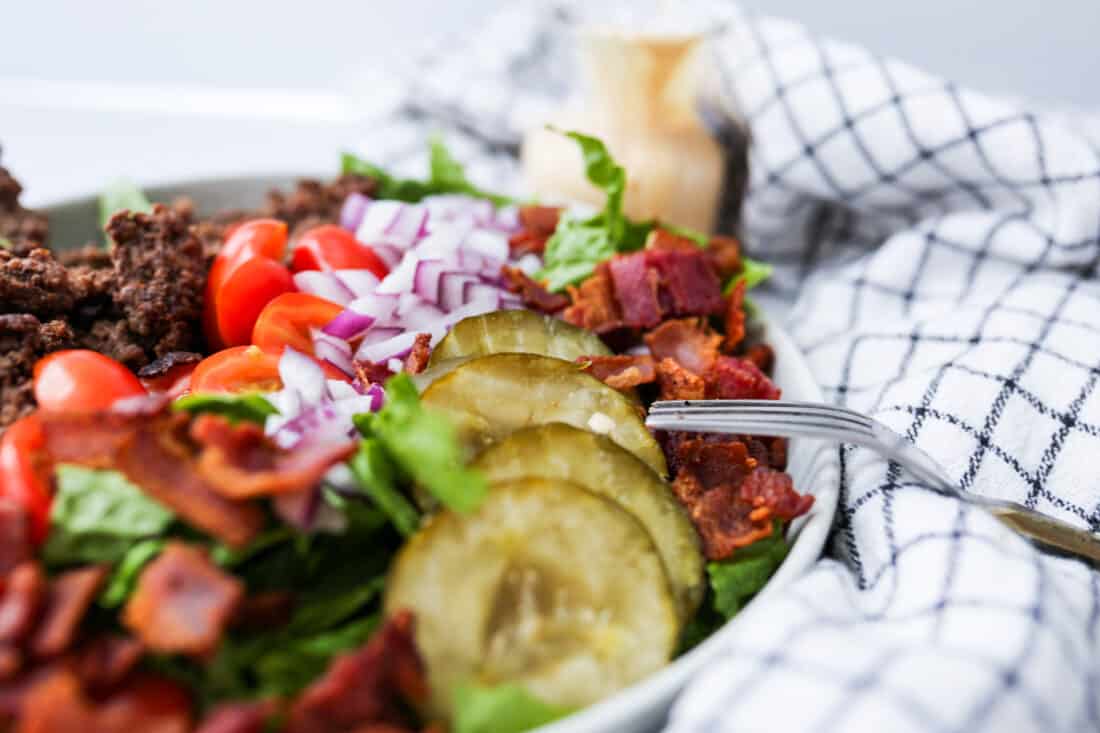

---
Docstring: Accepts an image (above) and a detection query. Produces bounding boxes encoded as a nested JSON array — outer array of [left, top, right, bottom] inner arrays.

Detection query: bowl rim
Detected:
[[38, 176, 839, 733]]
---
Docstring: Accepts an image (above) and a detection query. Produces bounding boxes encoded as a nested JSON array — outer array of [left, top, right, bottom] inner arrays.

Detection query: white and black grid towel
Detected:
[[357, 3, 1100, 731]]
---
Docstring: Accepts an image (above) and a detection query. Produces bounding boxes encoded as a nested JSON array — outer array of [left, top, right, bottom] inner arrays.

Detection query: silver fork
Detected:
[[647, 400, 1100, 565]]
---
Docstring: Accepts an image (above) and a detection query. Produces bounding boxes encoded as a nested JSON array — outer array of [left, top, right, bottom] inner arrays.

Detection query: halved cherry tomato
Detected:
[[251, 292, 344, 356], [33, 350, 146, 413], [191, 345, 348, 394], [204, 219, 292, 350], [0, 415, 51, 544], [291, 225, 390, 277], [210, 257, 295, 349], [140, 363, 197, 399]]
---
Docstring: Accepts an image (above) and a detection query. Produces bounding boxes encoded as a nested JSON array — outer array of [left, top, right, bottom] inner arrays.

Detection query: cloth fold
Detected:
[[357, 3, 1100, 731]]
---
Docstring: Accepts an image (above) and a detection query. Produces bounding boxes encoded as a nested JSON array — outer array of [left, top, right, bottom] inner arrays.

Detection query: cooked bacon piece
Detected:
[[354, 359, 395, 386], [564, 262, 622, 333], [655, 358, 705, 401], [743, 343, 775, 374], [608, 253, 662, 329], [15, 668, 98, 732], [673, 438, 755, 498], [285, 610, 428, 733], [123, 543, 243, 657], [190, 414, 356, 499], [501, 266, 570, 314], [403, 334, 432, 375], [740, 467, 814, 521], [0, 502, 32, 576], [508, 206, 560, 258], [645, 318, 722, 376], [94, 674, 193, 732], [768, 437, 788, 469], [0, 645, 19, 681], [196, 701, 275, 733], [645, 228, 699, 253], [706, 235, 742, 280], [689, 484, 776, 560], [724, 280, 746, 352], [703, 356, 781, 400], [30, 565, 108, 659], [578, 354, 656, 390], [0, 564, 44, 644], [645, 249, 725, 318], [77, 635, 144, 695]]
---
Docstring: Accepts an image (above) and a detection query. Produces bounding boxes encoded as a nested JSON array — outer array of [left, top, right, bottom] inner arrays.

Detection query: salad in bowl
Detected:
[[0, 132, 815, 732]]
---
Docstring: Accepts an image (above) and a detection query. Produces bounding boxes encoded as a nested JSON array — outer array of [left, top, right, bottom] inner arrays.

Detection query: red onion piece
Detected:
[[355, 330, 419, 363], [312, 329, 355, 376], [293, 271, 354, 306], [339, 193, 371, 231], [322, 310, 376, 340], [333, 269, 380, 297], [278, 346, 327, 405]]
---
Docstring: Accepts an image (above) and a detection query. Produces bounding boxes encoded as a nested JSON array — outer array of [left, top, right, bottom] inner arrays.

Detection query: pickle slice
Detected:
[[429, 310, 611, 366], [385, 479, 679, 718], [471, 424, 703, 620], [420, 353, 667, 476]]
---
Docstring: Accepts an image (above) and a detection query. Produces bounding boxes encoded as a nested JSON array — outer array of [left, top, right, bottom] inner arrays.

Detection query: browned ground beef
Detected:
[[0, 167, 49, 254], [0, 166, 376, 433]]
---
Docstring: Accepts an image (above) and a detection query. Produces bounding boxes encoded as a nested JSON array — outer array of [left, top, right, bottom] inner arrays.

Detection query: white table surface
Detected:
[[4, 0, 1098, 205]]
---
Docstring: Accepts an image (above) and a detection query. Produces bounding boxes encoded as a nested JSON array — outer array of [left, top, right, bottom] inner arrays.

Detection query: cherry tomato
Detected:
[[221, 218, 288, 262], [0, 415, 51, 544], [33, 350, 146, 413], [251, 293, 344, 356], [204, 219, 292, 350], [140, 363, 197, 399], [210, 257, 295, 349], [191, 346, 348, 394], [291, 225, 390, 277]]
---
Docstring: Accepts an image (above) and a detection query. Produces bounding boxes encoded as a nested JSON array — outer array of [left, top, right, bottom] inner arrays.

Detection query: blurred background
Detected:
[[3, 0, 1099, 204]]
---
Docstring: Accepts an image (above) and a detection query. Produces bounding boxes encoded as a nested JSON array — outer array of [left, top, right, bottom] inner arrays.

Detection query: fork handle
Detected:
[[969, 498, 1100, 565]]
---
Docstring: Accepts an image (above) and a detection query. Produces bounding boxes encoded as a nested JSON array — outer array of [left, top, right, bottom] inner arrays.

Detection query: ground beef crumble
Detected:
[[0, 166, 49, 254]]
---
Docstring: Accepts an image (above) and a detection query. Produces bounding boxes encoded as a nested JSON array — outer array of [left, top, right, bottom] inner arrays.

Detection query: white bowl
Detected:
[[42, 176, 839, 733]]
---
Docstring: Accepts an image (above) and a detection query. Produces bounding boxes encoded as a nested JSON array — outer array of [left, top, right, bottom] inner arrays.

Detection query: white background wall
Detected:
[[3, 0, 1098, 203]]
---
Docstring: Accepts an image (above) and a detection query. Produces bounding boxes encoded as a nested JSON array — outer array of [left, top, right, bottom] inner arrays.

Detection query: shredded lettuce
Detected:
[[707, 521, 789, 620], [341, 136, 512, 207], [173, 392, 279, 425], [348, 438, 421, 537], [43, 465, 175, 567], [453, 683, 573, 733], [99, 178, 152, 231], [353, 373, 487, 514]]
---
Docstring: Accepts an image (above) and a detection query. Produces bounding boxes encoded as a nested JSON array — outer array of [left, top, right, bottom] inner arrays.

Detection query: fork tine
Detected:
[[649, 400, 874, 433], [644, 414, 879, 446], [649, 400, 874, 428], [645, 412, 874, 435]]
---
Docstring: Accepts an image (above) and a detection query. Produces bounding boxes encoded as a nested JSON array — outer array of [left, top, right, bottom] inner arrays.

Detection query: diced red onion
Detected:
[[387, 358, 404, 373], [370, 244, 404, 268], [333, 269, 380, 297], [293, 271, 354, 306], [366, 383, 385, 409], [278, 346, 327, 405], [376, 255, 418, 295], [311, 329, 355, 376], [356, 330, 420, 363], [399, 300, 446, 330], [348, 293, 400, 321], [465, 229, 509, 263], [323, 310, 376, 340], [356, 201, 428, 250], [357, 326, 403, 347], [439, 272, 483, 311], [516, 253, 542, 276], [340, 193, 372, 232]]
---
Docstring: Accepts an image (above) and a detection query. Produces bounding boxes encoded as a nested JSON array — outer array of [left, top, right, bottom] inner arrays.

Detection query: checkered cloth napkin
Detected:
[[357, 3, 1100, 731]]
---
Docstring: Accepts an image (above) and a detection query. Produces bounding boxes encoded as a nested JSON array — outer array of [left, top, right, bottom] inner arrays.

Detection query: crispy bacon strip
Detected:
[[654, 358, 705, 401], [501, 266, 570, 314], [285, 610, 428, 733], [403, 334, 432, 375], [354, 359, 395, 386], [577, 354, 656, 390], [123, 543, 243, 657], [563, 262, 621, 333], [706, 234, 742, 280], [195, 701, 275, 733], [0, 564, 44, 644], [608, 253, 662, 329], [30, 565, 108, 659], [740, 467, 814, 521], [703, 356, 781, 401], [190, 414, 356, 500], [507, 205, 560, 258], [645, 228, 699, 253], [645, 318, 722, 376], [724, 280, 746, 352]]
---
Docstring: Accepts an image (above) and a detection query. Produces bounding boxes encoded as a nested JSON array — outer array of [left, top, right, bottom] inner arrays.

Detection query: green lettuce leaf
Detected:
[[348, 438, 421, 537], [43, 465, 174, 567], [0, 237, 12, 251], [98, 538, 166, 608], [726, 256, 774, 294], [99, 179, 152, 230], [172, 392, 278, 425], [453, 683, 573, 733], [354, 373, 487, 513], [341, 137, 512, 207], [707, 521, 789, 620]]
